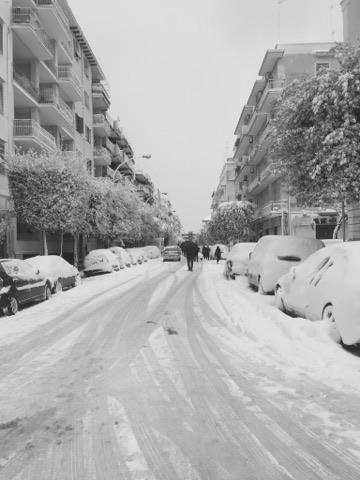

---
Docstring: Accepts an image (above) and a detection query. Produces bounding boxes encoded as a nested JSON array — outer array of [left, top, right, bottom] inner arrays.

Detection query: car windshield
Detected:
[[1, 261, 21, 276]]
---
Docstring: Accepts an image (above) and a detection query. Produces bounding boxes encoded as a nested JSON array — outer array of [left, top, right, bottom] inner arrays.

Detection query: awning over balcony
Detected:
[[258, 49, 284, 77]]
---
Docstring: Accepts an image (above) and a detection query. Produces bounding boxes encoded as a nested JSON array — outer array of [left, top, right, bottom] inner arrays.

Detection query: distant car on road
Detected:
[[109, 246, 132, 268], [274, 242, 360, 346], [25, 255, 80, 293], [0, 259, 52, 315], [247, 235, 324, 294], [224, 243, 256, 279], [163, 245, 182, 262], [84, 249, 120, 276]]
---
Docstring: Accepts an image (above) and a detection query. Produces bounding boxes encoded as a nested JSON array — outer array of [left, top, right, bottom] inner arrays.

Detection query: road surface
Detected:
[[0, 260, 360, 479]]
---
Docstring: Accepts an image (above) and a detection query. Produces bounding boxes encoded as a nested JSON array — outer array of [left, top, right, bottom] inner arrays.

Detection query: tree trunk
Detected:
[[73, 233, 79, 268], [42, 230, 48, 255], [60, 231, 64, 257]]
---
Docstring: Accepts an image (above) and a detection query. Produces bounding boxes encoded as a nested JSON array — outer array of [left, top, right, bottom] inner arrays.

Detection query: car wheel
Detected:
[[44, 284, 52, 301], [275, 285, 285, 312], [258, 276, 266, 295], [4, 296, 19, 316], [55, 279, 63, 293]]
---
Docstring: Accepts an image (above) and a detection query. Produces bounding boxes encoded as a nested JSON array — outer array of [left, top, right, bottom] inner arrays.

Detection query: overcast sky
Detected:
[[70, 0, 343, 232]]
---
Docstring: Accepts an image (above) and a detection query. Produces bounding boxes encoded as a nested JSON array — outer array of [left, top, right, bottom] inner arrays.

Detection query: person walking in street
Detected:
[[202, 245, 207, 260], [183, 241, 198, 271], [215, 245, 221, 264]]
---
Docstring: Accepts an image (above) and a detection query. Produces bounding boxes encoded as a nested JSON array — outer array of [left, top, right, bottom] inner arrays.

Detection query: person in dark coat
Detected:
[[183, 241, 198, 271], [215, 246, 221, 264], [202, 245, 207, 260]]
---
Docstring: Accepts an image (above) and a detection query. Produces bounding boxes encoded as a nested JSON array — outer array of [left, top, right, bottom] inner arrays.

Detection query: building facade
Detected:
[[341, 0, 360, 240], [232, 43, 338, 240], [211, 158, 236, 211], [0, 0, 138, 261]]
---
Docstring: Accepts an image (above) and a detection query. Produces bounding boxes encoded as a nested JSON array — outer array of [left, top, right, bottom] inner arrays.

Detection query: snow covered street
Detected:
[[0, 259, 360, 479]]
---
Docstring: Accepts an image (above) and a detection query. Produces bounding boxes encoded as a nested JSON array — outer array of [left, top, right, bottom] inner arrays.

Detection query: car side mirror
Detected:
[[36, 269, 40, 275], [249, 252, 252, 259]]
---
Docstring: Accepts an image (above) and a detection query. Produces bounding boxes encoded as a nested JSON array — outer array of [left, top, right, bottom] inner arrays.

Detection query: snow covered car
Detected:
[[143, 246, 161, 259], [224, 242, 256, 279], [274, 242, 360, 346], [0, 259, 52, 315], [210, 244, 229, 260], [84, 249, 120, 276], [25, 255, 80, 293], [247, 235, 324, 294], [109, 246, 132, 268], [163, 245, 181, 262], [126, 248, 143, 265], [134, 248, 148, 262]]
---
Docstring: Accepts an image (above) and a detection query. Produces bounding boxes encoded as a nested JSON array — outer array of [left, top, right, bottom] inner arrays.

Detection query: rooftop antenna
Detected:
[[277, 0, 288, 44]]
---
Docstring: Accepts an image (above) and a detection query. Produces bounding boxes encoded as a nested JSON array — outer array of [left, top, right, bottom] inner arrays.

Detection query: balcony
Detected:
[[93, 114, 111, 137], [257, 79, 285, 113], [39, 60, 58, 83], [39, 86, 74, 129], [12, 8, 53, 61], [94, 146, 112, 167], [34, 0, 71, 42], [92, 83, 111, 109], [13, 70, 39, 107], [248, 174, 261, 194], [57, 65, 82, 101], [14, 119, 57, 152], [58, 40, 73, 63]]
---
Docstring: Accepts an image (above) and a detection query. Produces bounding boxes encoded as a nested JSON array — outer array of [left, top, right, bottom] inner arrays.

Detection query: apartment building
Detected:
[[341, 0, 360, 240], [0, 0, 140, 261], [0, 3, 13, 258], [233, 43, 338, 240], [211, 158, 236, 211]]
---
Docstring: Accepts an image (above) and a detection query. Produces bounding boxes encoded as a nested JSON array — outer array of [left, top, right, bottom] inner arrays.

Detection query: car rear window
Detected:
[[165, 248, 179, 252], [277, 255, 301, 262]]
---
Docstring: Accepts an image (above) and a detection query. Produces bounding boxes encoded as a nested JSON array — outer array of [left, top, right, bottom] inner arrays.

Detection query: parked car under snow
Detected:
[[274, 242, 360, 346], [126, 248, 143, 265], [109, 246, 132, 268], [84, 249, 120, 276], [0, 259, 52, 315], [25, 255, 80, 293], [143, 246, 161, 259], [247, 235, 324, 294], [224, 243, 256, 279]]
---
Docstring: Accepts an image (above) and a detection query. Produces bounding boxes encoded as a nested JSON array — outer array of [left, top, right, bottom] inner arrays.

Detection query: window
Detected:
[[75, 114, 84, 134], [0, 80, 3, 115], [85, 126, 91, 143], [84, 57, 90, 79], [84, 91, 90, 109], [0, 21, 3, 55], [316, 63, 330, 75], [0, 139, 5, 160], [73, 37, 81, 61]]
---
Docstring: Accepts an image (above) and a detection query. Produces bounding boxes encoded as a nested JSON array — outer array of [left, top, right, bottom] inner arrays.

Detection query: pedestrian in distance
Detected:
[[182, 241, 198, 271], [202, 245, 207, 260], [215, 246, 221, 264]]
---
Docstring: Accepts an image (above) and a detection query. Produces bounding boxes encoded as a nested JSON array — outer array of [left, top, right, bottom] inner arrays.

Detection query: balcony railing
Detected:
[[35, 0, 70, 33], [12, 8, 53, 55], [92, 83, 111, 104], [60, 40, 73, 58], [44, 59, 57, 77], [93, 113, 112, 130], [94, 146, 112, 161], [13, 70, 39, 101], [14, 119, 57, 150], [57, 64, 81, 91], [39, 87, 74, 125]]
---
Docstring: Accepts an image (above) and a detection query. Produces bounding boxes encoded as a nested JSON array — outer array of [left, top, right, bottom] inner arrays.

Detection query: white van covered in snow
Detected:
[[247, 235, 324, 294]]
